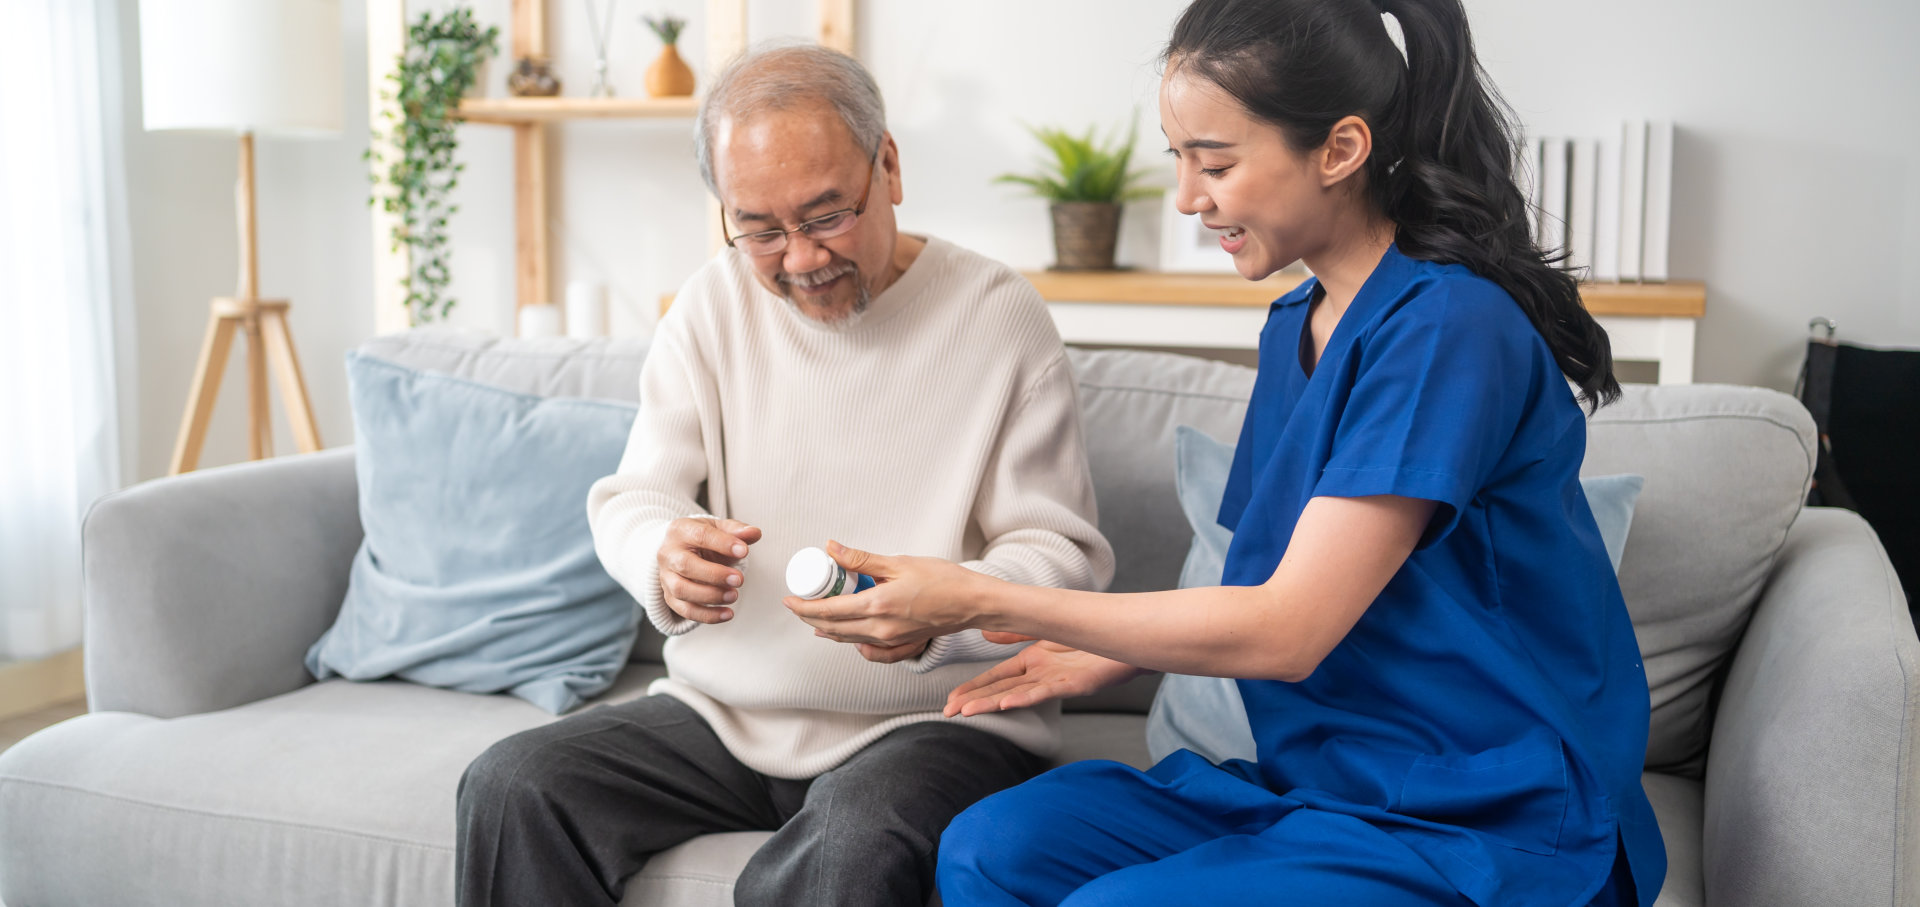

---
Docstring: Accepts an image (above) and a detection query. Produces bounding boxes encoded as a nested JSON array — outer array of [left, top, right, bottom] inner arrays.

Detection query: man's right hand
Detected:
[[658, 517, 762, 624]]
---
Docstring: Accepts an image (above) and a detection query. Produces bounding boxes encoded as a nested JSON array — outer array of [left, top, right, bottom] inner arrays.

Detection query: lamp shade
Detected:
[[138, 0, 343, 136]]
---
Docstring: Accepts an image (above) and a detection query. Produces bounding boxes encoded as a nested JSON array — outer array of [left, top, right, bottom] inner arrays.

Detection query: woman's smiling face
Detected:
[[1159, 62, 1338, 281]]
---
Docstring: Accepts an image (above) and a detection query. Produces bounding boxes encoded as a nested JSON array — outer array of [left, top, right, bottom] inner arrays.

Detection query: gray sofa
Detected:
[[1, 329, 1913, 907]]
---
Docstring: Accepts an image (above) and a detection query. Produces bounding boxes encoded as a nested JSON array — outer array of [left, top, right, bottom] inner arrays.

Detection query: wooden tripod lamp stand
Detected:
[[138, 0, 344, 474]]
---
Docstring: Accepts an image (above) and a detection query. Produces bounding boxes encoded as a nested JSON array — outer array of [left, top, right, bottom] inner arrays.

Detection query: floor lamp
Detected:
[[139, 0, 343, 474]]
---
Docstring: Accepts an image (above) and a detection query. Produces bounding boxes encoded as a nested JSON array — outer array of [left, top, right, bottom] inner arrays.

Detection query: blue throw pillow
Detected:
[[1580, 473, 1644, 572], [305, 352, 641, 714], [1147, 426, 1644, 764]]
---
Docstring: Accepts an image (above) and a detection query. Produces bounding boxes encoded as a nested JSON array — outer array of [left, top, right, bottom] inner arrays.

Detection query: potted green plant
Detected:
[[996, 122, 1157, 271], [367, 8, 499, 323]]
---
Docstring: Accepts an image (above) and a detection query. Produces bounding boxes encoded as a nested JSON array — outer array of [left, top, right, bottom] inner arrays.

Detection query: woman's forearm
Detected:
[[973, 582, 1320, 680], [969, 494, 1434, 681]]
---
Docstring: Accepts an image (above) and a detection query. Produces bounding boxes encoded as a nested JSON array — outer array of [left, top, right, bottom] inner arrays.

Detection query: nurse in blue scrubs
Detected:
[[785, 0, 1664, 903]]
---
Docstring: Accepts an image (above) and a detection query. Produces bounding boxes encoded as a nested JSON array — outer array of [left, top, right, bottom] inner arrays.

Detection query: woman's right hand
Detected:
[[944, 641, 1144, 718]]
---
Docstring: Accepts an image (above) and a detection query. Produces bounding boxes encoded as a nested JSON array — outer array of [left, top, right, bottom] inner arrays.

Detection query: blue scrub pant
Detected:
[[937, 753, 1634, 907]]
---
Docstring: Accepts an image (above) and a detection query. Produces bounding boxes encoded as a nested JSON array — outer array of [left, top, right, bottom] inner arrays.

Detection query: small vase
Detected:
[[645, 44, 696, 98], [507, 56, 562, 97], [1049, 202, 1123, 271]]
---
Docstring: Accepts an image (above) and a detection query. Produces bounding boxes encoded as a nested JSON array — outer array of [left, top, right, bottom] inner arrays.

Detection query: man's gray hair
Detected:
[[694, 41, 888, 195]]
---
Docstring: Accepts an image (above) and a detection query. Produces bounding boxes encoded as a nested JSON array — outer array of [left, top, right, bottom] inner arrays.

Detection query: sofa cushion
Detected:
[[349, 337, 1255, 703], [0, 668, 662, 907], [357, 326, 649, 401], [1643, 772, 1705, 907], [1149, 412, 1648, 768], [1057, 349, 1254, 717], [613, 710, 1152, 907], [1583, 384, 1815, 777], [1174, 424, 1237, 590], [306, 353, 640, 714], [1066, 347, 1255, 597], [354, 329, 670, 667], [0, 667, 1149, 907]]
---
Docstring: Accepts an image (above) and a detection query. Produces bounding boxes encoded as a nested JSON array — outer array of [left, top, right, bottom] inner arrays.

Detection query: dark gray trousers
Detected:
[[455, 694, 1045, 907]]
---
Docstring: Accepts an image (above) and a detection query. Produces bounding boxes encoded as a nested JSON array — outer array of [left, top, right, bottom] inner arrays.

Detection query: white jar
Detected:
[[786, 546, 871, 600]]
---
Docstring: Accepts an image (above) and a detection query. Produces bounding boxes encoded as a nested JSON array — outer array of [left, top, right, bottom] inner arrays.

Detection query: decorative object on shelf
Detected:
[[517, 303, 564, 337], [1159, 193, 1242, 275], [138, 0, 343, 474], [1157, 195, 1309, 277], [642, 14, 695, 98], [996, 122, 1156, 271], [507, 56, 562, 97], [566, 280, 609, 339], [584, 0, 620, 98], [368, 6, 499, 323]]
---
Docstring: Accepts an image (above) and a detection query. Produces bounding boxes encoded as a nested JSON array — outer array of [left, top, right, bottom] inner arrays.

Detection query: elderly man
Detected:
[[454, 43, 1114, 907]]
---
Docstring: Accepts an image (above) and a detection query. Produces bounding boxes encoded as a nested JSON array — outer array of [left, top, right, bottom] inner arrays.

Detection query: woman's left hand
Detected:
[[944, 641, 1143, 717], [783, 541, 992, 647]]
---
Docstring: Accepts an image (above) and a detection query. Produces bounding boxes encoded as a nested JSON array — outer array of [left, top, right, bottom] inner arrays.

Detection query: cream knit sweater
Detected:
[[586, 237, 1115, 779]]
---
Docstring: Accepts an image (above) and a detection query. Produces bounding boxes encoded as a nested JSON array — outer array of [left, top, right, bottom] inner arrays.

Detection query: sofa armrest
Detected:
[[1702, 507, 1918, 906], [83, 448, 362, 718]]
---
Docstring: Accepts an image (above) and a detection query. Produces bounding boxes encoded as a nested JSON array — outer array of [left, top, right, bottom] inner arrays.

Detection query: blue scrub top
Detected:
[[1217, 246, 1664, 906]]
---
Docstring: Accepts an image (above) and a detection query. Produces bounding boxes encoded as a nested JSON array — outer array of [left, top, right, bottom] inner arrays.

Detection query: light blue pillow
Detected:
[[1581, 473, 1644, 572], [305, 352, 641, 714], [1147, 426, 1644, 764], [1174, 426, 1236, 591]]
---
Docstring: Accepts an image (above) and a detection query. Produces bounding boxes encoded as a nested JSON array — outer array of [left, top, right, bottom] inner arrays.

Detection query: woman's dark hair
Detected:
[[1166, 0, 1620, 408]]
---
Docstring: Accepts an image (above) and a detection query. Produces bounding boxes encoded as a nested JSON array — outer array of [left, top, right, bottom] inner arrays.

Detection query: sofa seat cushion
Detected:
[[0, 668, 1152, 907], [615, 713, 1152, 907], [0, 667, 656, 907], [1644, 772, 1704, 907]]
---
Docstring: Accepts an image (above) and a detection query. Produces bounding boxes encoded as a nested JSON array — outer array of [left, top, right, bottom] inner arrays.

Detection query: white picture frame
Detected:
[[1158, 193, 1240, 274]]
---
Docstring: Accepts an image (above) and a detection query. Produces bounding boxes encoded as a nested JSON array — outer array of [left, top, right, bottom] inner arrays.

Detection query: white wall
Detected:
[[1469, 0, 1920, 390], [118, 0, 372, 480], [120, 0, 1920, 480]]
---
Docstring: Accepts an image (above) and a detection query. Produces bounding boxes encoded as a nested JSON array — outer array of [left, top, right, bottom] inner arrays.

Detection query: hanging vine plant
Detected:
[[367, 7, 499, 323]]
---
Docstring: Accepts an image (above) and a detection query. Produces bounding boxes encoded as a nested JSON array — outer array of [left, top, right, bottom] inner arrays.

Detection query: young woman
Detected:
[[784, 0, 1663, 903]]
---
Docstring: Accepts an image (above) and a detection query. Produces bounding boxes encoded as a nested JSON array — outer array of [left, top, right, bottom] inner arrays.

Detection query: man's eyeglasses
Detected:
[[721, 144, 881, 257]]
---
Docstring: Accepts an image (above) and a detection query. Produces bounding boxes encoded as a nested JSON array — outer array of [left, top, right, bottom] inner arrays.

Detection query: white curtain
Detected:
[[0, 0, 134, 661]]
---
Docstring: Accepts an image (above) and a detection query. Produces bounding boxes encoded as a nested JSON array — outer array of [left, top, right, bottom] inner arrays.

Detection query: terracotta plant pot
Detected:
[[646, 44, 696, 98], [1049, 201, 1122, 270]]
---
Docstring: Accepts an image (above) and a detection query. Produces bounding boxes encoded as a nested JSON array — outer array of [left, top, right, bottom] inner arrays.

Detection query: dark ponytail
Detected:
[[1167, 0, 1621, 409]]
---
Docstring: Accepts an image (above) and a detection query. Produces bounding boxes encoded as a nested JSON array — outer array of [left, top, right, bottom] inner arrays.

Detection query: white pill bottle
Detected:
[[785, 546, 876, 599]]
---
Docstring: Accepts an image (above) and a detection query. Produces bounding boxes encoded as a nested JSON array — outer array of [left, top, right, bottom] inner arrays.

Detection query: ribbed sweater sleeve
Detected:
[[586, 319, 710, 638], [902, 351, 1116, 674]]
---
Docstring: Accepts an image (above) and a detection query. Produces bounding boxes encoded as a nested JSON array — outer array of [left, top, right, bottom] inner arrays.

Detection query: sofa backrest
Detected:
[[1065, 348, 1258, 595], [1581, 383, 1815, 777], [358, 328, 650, 401], [1057, 348, 1257, 714], [353, 330, 1820, 771], [353, 331, 1255, 706]]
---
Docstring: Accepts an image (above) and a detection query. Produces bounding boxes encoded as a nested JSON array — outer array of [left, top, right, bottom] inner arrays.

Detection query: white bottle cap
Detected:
[[786, 547, 838, 600]]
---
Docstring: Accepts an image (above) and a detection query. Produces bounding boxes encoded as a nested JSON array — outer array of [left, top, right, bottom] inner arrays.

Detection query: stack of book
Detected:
[[1516, 121, 1674, 283]]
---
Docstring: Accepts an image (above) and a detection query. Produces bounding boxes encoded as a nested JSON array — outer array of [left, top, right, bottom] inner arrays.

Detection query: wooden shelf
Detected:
[[455, 95, 700, 125], [1025, 270, 1307, 307], [1576, 280, 1707, 318], [1023, 270, 1706, 319]]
